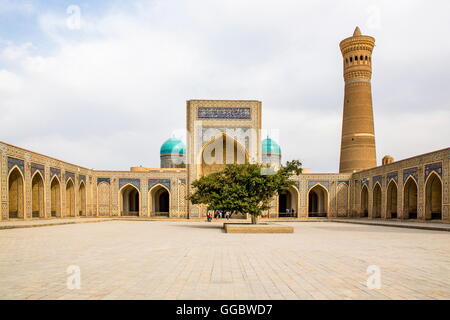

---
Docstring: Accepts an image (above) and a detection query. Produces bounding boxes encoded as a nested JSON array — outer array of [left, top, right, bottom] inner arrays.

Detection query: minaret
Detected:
[[339, 27, 377, 173]]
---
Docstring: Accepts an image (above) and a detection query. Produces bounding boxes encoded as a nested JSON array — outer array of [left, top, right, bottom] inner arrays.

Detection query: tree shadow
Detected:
[[171, 222, 225, 232]]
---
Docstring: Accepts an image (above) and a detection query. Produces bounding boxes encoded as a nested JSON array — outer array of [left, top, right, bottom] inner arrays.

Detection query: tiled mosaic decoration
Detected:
[[119, 178, 140, 190], [7, 157, 24, 174], [149, 179, 171, 191], [198, 107, 251, 119]]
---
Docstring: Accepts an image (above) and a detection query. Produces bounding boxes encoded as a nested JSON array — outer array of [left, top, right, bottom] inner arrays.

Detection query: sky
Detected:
[[0, 0, 449, 172]]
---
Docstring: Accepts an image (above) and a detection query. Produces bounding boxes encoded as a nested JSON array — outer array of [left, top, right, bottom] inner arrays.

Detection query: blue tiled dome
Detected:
[[160, 138, 186, 155], [262, 138, 281, 154]]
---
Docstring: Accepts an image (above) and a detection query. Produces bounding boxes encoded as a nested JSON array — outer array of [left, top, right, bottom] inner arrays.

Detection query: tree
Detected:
[[189, 161, 302, 224]]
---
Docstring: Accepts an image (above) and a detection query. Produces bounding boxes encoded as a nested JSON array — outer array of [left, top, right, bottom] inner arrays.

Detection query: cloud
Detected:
[[0, 0, 35, 15], [0, 0, 449, 172], [0, 69, 23, 93]]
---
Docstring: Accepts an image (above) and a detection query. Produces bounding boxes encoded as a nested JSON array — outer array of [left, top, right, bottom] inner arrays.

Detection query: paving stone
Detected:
[[0, 221, 449, 300]]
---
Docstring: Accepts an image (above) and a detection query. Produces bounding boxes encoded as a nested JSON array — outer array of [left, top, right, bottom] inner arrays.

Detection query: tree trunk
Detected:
[[251, 215, 258, 224]]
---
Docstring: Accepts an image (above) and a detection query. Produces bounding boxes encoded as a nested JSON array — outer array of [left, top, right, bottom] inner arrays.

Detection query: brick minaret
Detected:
[[339, 27, 377, 173]]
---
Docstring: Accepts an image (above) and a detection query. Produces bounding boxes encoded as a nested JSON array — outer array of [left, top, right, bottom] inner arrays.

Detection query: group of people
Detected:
[[285, 208, 296, 216], [206, 209, 231, 222]]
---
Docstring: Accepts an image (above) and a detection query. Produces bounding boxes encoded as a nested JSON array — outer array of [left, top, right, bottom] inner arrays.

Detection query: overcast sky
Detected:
[[0, 0, 449, 172]]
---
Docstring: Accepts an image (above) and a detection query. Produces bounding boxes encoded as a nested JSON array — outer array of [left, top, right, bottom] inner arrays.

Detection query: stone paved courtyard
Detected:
[[0, 221, 449, 300]]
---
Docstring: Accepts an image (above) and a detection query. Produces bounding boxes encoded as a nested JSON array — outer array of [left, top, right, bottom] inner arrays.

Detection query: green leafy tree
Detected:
[[189, 160, 302, 224]]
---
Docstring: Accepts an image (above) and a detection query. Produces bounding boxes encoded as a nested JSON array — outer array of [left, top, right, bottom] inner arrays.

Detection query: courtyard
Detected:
[[0, 220, 449, 300]]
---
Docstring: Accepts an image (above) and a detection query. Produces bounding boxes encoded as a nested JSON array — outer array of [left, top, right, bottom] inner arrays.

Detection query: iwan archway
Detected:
[[386, 180, 398, 219], [78, 181, 87, 216], [50, 176, 61, 217], [200, 133, 249, 177], [361, 185, 369, 217], [8, 167, 25, 219], [308, 184, 328, 217], [66, 179, 75, 217], [372, 183, 382, 219], [403, 177, 418, 219], [425, 172, 442, 220], [278, 186, 299, 217], [149, 185, 170, 217], [120, 184, 140, 216], [31, 171, 45, 218]]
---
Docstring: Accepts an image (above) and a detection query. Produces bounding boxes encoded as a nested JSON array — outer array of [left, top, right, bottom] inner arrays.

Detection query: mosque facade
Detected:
[[1, 28, 449, 223]]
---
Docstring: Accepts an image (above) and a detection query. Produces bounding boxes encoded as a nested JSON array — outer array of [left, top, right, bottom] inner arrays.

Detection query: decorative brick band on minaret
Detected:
[[339, 27, 377, 173]]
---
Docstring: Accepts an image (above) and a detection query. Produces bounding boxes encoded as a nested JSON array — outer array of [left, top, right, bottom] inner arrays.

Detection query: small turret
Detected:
[[382, 155, 394, 165]]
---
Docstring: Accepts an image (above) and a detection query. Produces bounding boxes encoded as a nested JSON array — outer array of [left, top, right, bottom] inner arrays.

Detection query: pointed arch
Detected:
[[31, 171, 45, 218], [50, 176, 61, 217], [31, 170, 45, 181], [149, 184, 171, 217], [78, 181, 87, 216], [199, 132, 249, 177], [65, 178, 75, 217], [361, 184, 369, 217], [403, 176, 418, 219], [308, 184, 328, 217], [386, 179, 398, 219], [425, 172, 442, 220], [8, 166, 25, 219], [119, 183, 140, 216], [372, 182, 382, 218], [278, 185, 299, 218]]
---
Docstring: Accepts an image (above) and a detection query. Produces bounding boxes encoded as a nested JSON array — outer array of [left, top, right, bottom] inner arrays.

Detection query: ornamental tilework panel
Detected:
[[79, 175, 86, 183], [403, 167, 419, 184], [98, 182, 110, 216], [31, 163, 44, 177], [294, 181, 300, 190], [50, 167, 61, 179], [338, 180, 350, 185], [387, 171, 398, 184], [425, 162, 442, 180], [337, 183, 349, 216], [119, 178, 140, 190], [198, 107, 251, 119], [373, 175, 383, 186], [8, 157, 24, 174], [179, 185, 186, 207], [361, 178, 369, 186], [97, 177, 110, 185], [66, 171, 75, 183], [149, 179, 171, 190], [179, 179, 186, 185], [308, 181, 329, 190]]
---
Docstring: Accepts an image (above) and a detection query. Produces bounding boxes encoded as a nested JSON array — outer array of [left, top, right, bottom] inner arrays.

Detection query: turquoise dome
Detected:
[[262, 138, 281, 154], [160, 138, 186, 155]]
